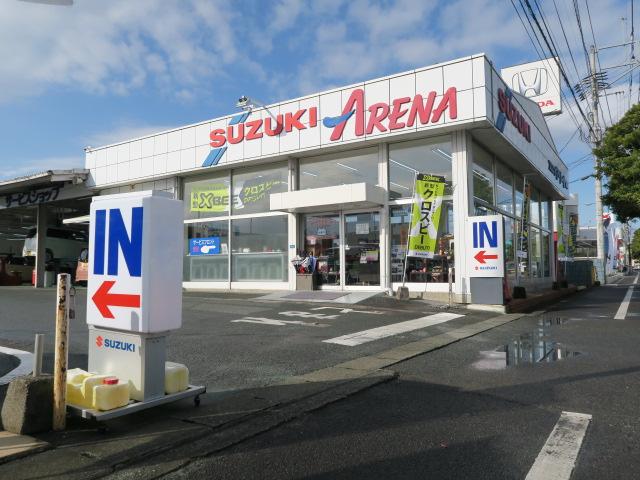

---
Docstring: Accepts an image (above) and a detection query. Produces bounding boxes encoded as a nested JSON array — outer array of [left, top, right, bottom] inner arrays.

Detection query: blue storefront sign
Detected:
[[189, 237, 221, 256]]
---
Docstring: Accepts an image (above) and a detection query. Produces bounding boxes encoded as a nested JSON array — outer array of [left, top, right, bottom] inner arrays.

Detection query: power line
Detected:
[[584, 0, 614, 127], [559, 127, 580, 152], [552, 0, 583, 83], [522, 0, 598, 140], [511, 0, 586, 140]]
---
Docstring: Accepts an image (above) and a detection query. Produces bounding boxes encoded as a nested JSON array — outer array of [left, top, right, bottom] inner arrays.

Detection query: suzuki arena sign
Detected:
[[203, 87, 458, 167], [87, 190, 183, 333]]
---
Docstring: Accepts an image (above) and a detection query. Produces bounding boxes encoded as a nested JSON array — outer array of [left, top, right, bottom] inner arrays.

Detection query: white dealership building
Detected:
[[84, 54, 569, 302]]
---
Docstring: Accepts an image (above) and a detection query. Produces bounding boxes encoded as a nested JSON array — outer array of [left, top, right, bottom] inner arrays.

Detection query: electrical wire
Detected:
[[511, 0, 586, 140], [522, 0, 598, 140], [585, 0, 614, 128], [559, 127, 580, 152], [552, 0, 584, 83]]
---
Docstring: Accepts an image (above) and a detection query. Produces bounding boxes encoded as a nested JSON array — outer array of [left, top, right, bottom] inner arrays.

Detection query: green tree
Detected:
[[632, 228, 640, 260], [594, 103, 640, 222]]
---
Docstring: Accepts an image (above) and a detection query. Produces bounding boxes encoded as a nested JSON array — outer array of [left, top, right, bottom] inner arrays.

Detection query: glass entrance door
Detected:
[[303, 211, 381, 289], [344, 212, 380, 287], [303, 214, 341, 286]]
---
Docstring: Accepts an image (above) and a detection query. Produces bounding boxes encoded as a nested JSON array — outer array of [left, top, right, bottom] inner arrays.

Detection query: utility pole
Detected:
[[590, 45, 606, 284]]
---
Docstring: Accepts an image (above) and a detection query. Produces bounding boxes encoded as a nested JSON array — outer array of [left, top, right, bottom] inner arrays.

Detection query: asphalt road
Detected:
[[1, 276, 638, 479], [0, 287, 491, 393], [161, 273, 640, 479]]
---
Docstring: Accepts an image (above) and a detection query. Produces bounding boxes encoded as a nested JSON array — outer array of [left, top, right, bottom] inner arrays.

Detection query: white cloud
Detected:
[[0, 0, 247, 103]]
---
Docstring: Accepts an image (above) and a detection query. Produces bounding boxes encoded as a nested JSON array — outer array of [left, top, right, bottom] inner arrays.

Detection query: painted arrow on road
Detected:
[[92, 280, 141, 319], [474, 250, 498, 264]]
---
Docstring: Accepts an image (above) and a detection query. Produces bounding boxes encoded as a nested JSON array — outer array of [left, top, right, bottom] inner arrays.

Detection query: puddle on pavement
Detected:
[[472, 321, 581, 371], [537, 316, 569, 327]]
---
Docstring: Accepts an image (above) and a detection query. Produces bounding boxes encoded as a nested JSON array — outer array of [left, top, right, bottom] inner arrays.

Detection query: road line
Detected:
[[322, 312, 463, 346], [0, 345, 33, 385], [525, 411, 592, 480], [231, 317, 329, 327], [614, 285, 635, 320]]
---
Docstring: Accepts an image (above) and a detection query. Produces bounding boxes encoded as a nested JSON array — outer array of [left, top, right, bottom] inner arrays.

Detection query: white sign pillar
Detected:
[[87, 190, 183, 332], [467, 215, 505, 305], [86, 190, 183, 401]]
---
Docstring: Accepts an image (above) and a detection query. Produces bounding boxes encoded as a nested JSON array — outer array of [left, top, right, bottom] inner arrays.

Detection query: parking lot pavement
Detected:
[[0, 287, 495, 393]]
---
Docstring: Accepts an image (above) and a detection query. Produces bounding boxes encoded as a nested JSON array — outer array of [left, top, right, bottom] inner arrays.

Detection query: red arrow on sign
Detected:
[[92, 280, 141, 319], [474, 250, 498, 264]]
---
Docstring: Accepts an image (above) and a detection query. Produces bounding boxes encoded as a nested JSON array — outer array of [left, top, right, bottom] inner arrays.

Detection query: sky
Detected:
[[0, 0, 637, 228]]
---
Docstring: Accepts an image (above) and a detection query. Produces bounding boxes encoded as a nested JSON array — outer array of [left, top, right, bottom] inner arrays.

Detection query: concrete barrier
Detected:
[[1, 375, 53, 434]]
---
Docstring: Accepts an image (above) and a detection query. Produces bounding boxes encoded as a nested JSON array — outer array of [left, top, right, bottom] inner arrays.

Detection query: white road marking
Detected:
[[279, 311, 339, 320], [0, 345, 34, 385], [311, 306, 385, 315], [231, 317, 329, 327], [614, 282, 636, 320], [322, 312, 463, 346], [525, 411, 592, 480]]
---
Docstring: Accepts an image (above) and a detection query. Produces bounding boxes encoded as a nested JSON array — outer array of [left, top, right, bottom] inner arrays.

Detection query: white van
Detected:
[[23, 227, 88, 263]]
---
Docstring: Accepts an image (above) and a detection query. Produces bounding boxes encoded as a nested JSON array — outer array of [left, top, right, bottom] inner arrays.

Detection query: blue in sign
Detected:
[[189, 237, 221, 256], [93, 207, 143, 277], [472, 220, 498, 248]]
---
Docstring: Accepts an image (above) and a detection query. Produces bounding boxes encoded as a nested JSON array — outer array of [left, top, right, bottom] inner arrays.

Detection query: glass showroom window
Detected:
[[472, 144, 494, 205], [495, 161, 514, 214], [299, 147, 378, 190], [390, 201, 454, 284], [515, 174, 524, 218], [503, 216, 516, 282], [542, 231, 551, 277], [388, 137, 453, 199], [184, 221, 229, 282], [231, 216, 288, 282], [531, 188, 540, 226], [541, 196, 550, 229], [530, 227, 542, 278], [183, 173, 231, 220], [232, 163, 288, 215]]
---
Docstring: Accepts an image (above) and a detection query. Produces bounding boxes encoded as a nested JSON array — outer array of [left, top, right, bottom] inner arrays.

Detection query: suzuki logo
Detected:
[[96, 335, 103, 347], [512, 68, 548, 97]]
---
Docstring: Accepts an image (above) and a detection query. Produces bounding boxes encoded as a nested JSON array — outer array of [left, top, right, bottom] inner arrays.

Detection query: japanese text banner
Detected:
[[407, 174, 445, 258]]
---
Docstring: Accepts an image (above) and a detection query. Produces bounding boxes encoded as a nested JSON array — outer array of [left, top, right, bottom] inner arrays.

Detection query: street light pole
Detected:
[[590, 45, 606, 284]]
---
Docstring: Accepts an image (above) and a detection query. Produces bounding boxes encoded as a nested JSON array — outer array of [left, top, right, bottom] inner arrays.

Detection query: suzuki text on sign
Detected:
[[87, 191, 183, 333], [466, 215, 505, 278]]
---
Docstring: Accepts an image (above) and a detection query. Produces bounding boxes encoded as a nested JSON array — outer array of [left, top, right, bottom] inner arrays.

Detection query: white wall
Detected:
[[86, 54, 498, 190]]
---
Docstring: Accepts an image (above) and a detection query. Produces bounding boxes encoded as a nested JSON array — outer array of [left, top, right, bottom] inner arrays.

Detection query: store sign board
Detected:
[[189, 237, 220, 256], [87, 191, 183, 333], [407, 174, 445, 258], [467, 215, 504, 277], [205, 87, 458, 167], [501, 57, 562, 115]]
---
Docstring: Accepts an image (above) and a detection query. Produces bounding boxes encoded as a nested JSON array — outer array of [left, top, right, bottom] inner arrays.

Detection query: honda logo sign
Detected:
[[501, 57, 561, 115]]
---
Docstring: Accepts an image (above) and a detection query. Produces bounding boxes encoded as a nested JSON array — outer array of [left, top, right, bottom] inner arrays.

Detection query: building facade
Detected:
[[85, 54, 569, 302]]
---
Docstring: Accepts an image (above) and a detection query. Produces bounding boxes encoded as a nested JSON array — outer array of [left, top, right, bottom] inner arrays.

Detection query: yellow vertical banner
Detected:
[[407, 174, 445, 258]]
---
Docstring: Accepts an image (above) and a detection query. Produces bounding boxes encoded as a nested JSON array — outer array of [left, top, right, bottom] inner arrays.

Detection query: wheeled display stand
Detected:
[[68, 326, 205, 424], [67, 384, 206, 422]]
